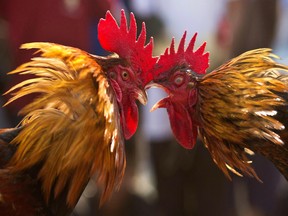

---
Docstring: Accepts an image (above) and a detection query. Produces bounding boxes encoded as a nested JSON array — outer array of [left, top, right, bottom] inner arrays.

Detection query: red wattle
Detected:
[[166, 101, 197, 149], [122, 102, 138, 140]]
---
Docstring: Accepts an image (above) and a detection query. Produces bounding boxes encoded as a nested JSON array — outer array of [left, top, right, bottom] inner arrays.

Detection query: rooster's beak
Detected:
[[145, 80, 163, 90], [150, 97, 168, 112], [135, 88, 148, 105], [145, 80, 170, 111]]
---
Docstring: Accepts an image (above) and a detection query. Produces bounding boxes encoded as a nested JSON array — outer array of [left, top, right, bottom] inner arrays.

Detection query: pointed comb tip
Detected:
[[128, 12, 137, 41], [164, 48, 169, 56], [144, 37, 154, 51], [129, 11, 137, 32], [137, 22, 147, 46], [105, 10, 112, 16], [170, 38, 176, 55], [195, 42, 207, 55], [104, 10, 115, 23], [177, 31, 187, 53], [141, 22, 147, 32], [203, 51, 210, 59], [120, 10, 128, 32], [146, 37, 154, 48], [186, 33, 198, 53], [129, 11, 135, 19]]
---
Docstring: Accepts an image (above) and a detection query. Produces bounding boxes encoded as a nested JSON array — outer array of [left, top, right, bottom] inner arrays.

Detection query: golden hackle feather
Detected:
[[5, 42, 126, 207], [198, 48, 288, 180]]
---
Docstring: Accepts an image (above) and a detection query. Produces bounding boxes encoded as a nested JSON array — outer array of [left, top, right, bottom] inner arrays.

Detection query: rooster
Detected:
[[150, 31, 288, 181], [0, 10, 156, 215]]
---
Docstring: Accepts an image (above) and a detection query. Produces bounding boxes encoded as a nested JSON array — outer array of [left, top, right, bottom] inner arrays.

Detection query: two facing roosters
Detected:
[[0, 10, 156, 215], [1, 8, 288, 216]]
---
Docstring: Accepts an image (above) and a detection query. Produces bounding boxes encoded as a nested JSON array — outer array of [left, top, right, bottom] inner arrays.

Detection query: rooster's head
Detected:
[[98, 10, 157, 139], [149, 32, 209, 149]]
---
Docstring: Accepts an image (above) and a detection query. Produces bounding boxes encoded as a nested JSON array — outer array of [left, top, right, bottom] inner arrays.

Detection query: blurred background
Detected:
[[1, 0, 288, 215]]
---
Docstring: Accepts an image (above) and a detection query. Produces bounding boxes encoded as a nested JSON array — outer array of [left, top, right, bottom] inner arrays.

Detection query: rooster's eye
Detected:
[[121, 71, 129, 80], [174, 75, 184, 86], [109, 71, 117, 80]]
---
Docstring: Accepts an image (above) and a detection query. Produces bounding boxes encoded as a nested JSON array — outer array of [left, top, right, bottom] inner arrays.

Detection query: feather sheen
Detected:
[[198, 48, 288, 179], [5, 42, 126, 207]]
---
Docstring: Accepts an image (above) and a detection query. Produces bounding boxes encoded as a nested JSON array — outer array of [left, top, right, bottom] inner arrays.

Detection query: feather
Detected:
[[198, 48, 288, 179], [5, 42, 126, 207]]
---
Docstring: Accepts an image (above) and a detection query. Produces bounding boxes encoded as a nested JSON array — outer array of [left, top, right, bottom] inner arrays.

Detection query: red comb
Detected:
[[98, 10, 157, 84], [154, 32, 209, 76]]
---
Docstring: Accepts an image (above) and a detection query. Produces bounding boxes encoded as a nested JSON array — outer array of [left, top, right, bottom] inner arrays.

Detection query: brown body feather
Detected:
[[0, 168, 51, 216], [198, 48, 288, 179], [1, 43, 126, 214]]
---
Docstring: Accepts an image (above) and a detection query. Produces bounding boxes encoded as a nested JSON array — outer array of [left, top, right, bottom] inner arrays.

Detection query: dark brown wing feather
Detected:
[[0, 128, 20, 168], [0, 169, 51, 216], [0, 128, 52, 215]]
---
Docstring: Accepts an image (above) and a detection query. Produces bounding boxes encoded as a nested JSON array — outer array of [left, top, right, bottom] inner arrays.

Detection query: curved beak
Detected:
[[135, 87, 148, 105], [145, 80, 163, 90], [145, 80, 170, 112], [150, 97, 168, 112]]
